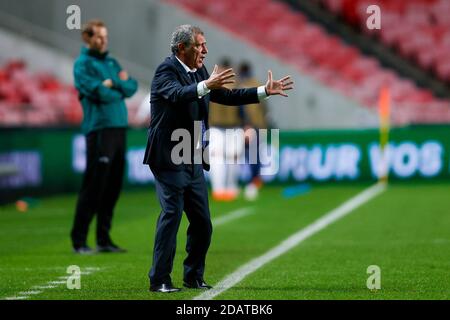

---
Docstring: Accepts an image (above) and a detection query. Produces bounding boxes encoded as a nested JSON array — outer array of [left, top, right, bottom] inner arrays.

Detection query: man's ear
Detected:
[[82, 32, 92, 45], [177, 43, 185, 54]]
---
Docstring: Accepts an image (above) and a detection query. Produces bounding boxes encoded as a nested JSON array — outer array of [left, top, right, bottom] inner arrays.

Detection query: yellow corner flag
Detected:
[[378, 86, 390, 183]]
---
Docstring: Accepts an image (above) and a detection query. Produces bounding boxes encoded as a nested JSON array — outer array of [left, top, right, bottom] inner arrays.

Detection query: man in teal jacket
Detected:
[[70, 19, 138, 254]]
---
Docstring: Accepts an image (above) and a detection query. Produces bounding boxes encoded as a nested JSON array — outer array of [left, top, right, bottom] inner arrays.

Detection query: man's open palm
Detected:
[[265, 70, 294, 97], [205, 64, 236, 90]]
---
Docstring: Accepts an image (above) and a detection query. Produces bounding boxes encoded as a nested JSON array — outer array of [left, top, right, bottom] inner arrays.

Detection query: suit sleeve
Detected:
[[210, 87, 259, 106], [152, 63, 198, 104], [74, 60, 124, 103]]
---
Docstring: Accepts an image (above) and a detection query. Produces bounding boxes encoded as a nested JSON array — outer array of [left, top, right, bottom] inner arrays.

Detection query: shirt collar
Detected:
[[82, 46, 108, 59], [175, 55, 197, 73]]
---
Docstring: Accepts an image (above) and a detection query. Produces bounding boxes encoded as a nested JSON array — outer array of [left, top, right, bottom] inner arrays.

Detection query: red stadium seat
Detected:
[[319, 0, 450, 83], [0, 60, 83, 127], [168, 0, 449, 126]]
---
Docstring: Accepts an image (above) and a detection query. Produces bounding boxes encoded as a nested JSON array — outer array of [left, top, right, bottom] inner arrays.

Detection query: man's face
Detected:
[[183, 33, 208, 69], [88, 26, 108, 53]]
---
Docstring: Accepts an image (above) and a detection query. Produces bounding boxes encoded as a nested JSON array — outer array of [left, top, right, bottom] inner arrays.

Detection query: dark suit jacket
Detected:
[[143, 55, 260, 171]]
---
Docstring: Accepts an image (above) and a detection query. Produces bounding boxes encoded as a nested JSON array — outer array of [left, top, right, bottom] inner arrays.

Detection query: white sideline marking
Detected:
[[3, 267, 101, 300], [85, 267, 100, 271], [212, 207, 254, 227], [18, 290, 41, 295], [48, 280, 66, 284], [194, 183, 386, 300], [33, 285, 56, 289]]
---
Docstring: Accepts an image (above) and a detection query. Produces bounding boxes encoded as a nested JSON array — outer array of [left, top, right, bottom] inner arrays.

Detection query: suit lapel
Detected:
[[170, 56, 209, 126], [170, 55, 194, 85]]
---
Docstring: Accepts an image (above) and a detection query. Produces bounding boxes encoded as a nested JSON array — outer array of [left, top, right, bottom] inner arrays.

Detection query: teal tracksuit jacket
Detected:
[[73, 46, 138, 133]]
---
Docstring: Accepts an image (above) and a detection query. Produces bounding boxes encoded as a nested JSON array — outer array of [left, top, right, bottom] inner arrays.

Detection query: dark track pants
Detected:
[[149, 164, 212, 286], [71, 128, 126, 248]]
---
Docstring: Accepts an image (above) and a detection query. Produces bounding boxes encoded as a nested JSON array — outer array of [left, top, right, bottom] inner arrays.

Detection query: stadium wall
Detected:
[[0, 0, 378, 130], [1, 126, 449, 203]]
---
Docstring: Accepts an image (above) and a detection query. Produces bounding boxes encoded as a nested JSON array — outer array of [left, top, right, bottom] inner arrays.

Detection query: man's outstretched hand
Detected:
[[205, 64, 235, 90], [265, 70, 294, 97]]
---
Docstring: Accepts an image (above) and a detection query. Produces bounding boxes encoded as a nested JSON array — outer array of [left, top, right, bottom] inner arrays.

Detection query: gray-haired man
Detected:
[[143, 25, 293, 293]]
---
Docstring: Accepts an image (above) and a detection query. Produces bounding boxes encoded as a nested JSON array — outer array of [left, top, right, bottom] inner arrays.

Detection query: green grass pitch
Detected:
[[0, 182, 449, 300]]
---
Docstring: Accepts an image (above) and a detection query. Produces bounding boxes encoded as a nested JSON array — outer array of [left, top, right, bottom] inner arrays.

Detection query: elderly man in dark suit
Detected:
[[143, 25, 293, 293]]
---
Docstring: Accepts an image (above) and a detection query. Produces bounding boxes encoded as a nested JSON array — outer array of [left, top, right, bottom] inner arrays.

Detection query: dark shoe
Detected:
[[150, 283, 181, 293], [96, 243, 127, 253], [183, 279, 212, 289], [73, 245, 95, 255]]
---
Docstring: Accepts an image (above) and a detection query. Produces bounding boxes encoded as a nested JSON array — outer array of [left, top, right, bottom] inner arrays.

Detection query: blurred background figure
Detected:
[[136, 91, 151, 127], [70, 19, 138, 254], [208, 58, 245, 201], [238, 61, 270, 201]]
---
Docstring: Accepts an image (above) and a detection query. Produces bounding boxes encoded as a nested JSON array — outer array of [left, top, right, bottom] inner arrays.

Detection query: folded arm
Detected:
[[115, 77, 138, 98], [111, 61, 138, 98], [74, 61, 124, 103]]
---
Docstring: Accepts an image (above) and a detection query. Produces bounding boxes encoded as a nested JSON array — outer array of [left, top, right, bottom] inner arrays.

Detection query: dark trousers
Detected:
[[71, 128, 126, 248], [246, 130, 262, 181], [149, 164, 212, 286]]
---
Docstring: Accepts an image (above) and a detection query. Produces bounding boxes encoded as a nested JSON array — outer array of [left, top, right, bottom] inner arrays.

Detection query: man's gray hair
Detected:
[[170, 24, 204, 54]]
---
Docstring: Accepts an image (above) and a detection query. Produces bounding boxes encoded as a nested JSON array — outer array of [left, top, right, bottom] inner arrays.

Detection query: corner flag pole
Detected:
[[378, 86, 390, 183]]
